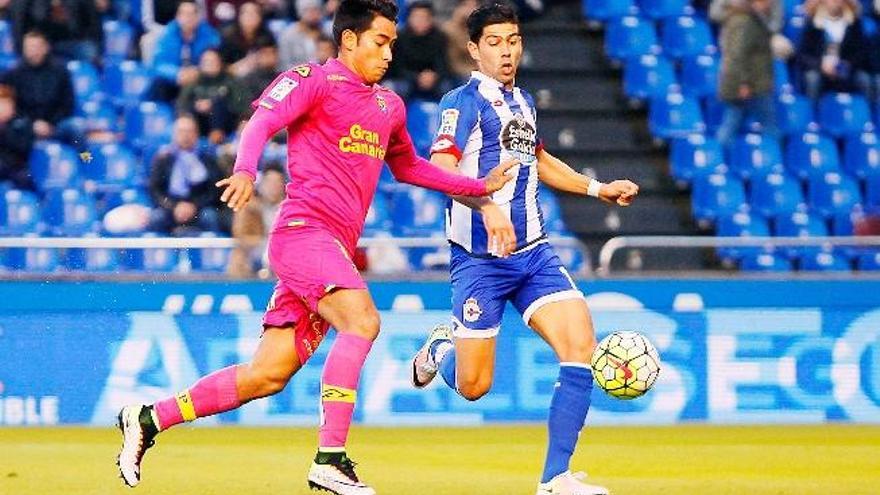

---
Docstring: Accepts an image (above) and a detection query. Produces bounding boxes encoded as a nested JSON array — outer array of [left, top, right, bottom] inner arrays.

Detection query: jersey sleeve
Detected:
[[429, 89, 480, 160]]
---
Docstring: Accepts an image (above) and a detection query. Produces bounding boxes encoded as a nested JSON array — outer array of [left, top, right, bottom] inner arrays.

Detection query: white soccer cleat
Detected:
[[116, 404, 158, 487], [307, 454, 376, 495], [536, 471, 610, 495], [410, 324, 453, 388]]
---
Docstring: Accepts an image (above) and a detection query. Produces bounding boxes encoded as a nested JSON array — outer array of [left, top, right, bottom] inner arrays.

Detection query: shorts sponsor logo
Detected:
[[463, 297, 482, 323], [339, 124, 386, 159], [439, 109, 459, 136], [268, 77, 299, 101]]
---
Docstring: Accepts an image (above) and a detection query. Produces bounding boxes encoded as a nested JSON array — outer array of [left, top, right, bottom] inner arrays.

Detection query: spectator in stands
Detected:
[[10, 0, 103, 63], [235, 37, 280, 117], [277, 0, 323, 69], [176, 48, 242, 144], [796, 0, 871, 98], [387, 1, 452, 100], [716, 0, 779, 149], [148, 1, 221, 101], [443, 0, 479, 80], [219, 1, 275, 77], [148, 115, 225, 235], [227, 165, 285, 278], [0, 0, 10, 20], [0, 31, 75, 142], [869, 1, 880, 101], [710, 0, 794, 59], [315, 33, 337, 64], [206, 0, 253, 26], [0, 85, 35, 191]]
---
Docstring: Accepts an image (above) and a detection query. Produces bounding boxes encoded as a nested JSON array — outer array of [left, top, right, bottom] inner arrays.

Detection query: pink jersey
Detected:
[[233, 59, 488, 254]]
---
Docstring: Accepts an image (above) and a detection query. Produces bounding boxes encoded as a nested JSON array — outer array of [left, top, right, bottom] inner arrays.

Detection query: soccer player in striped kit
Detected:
[[410, 3, 639, 494], [115, 1, 515, 493]]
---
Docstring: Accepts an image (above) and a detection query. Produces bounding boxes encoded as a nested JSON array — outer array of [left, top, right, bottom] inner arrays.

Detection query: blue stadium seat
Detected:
[[774, 59, 792, 94], [729, 133, 784, 180], [701, 94, 726, 134], [865, 174, 880, 210], [844, 131, 880, 179], [65, 236, 119, 272], [774, 211, 829, 258], [739, 252, 792, 272], [749, 172, 805, 218], [669, 134, 726, 184], [856, 251, 880, 270], [42, 188, 99, 235], [862, 14, 879, 37], [125, 102, 174, 150], [391, 188, 446, 236], [785, 132, 841, 181], [121, 234, 179, 272], [583, 0, 635, 21], [75, 98, 119, 132], [554, 238, 586, 273], [639, 0, 688, 19], [691, 173, 747, 224], [831, 210, 859, 236], [406, 99, 440, 158], [605, 16, 659, 62], [189, 233, 231, 272], [86, 143, 141, 191], [680, 54, 719, 98], [0, 53, 17, 71], [0, 20, 12, 55], [539, 188, 567, 234], [104, 60, 153, 107], [784, 16, 806, 47], [66, 60, 101, 106], [101, 187, 152, 213], [808, 172, 862, 219], [648, 92, 705, 139], [799, 251, 850, 271], [623, 54, 676, 101], [660, 16, 714, 60], [0, 189, 42, 235], [715, 210, 771, 261], [776, 92, 815, 135], [363, 192, 392, 237], [817, 92, 871, 138], [103, 20, 133, 61], [28, 141, 81, 191], [3, 242, 59, 272]]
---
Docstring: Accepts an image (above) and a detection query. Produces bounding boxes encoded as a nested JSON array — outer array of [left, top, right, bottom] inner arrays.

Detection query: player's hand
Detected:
[[216, 172, 255, 212], [599, 179, 639, 207], [482, 203, 517, 258], [483, 158, 519, 194]]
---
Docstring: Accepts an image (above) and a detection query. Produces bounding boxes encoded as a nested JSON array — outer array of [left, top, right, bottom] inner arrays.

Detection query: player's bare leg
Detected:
[[117, 327, 301, 487], [412, 325, 497, 400], [529, 298, 608, 495], [307, 288, 380, 495]]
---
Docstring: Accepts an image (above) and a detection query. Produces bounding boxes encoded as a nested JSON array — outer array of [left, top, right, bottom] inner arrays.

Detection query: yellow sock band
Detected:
[[175, 390, 197, 422], [321, 384, 357, 404]]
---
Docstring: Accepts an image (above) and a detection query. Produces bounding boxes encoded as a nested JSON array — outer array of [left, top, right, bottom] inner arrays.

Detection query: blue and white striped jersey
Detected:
[[431, 71, 547, 256]]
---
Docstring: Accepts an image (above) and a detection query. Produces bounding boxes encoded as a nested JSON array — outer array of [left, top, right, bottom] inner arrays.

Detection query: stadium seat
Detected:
[[391, 188, 446, 236], [605, 16, 659, 62], [680, 54, 719, 98], [406, 99, 440, 158], [783, 16, 806, 47], [0, 189, 42, 235], [363, 192, 392, 237], [774, 59, 792, 93], [660, 16, 714, 60], [189, 233, 231, 272], [583, 0, 635, 21], [776, 92, 815, 135], [774, 211, 829, 258], [539, 188, 567, 234], [785, 132, 841, 181], [701, 94, 726, 134], [42, 188, 99, 236], [623, 54, 677, 101], [75, 99, 119, 132], [817, 92, 871, 138], [831, 210, 859, 236], [749, 172, 806, 218], [28, 141, 81, 191], [0, 20, 12, 55], [865, 174, 880, 209], [65, 236, 119, 272], [3, 244, 60, 272], [639, 0, 688, 19], [86, 143, 141, 191], [121, 234, 179, 272], [864, 15, 879, 38], [715, 210, 771, 261], [669, 134, 726, 184], [66, 60, 101, 106], [103, 20, 133, 61], [729, 133, 784, 180], [843, 131, 880, 179], [856, 251, 880, 271], [103, 60, 153, 107], [808, 172, 862, 219], [691, 173, 747, 224], [648, 92, 705, 139], [125, 102, 174, 150], [739, 252, 792, 272], [799, 251, 850, 271], [101, 187, 152, 213], [0, 53, 17, 71]]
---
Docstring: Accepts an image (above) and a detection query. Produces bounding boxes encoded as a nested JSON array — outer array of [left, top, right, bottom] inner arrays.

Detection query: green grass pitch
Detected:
[[1, 424, 878, 494]]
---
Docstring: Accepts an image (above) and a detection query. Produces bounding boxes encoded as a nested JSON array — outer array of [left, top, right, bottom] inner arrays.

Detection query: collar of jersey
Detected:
[[325, 58, 375, 89], [470, 70, 514, 92]]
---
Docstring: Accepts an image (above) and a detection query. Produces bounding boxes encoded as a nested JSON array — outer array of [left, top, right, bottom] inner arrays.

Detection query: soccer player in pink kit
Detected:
[[115, 1, 514, 493]]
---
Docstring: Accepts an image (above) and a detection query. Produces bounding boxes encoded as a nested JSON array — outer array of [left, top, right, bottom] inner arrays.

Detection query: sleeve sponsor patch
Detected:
[[293, 65, 312, 77], [268, 77, 299, 101], [438, 109, 460, 137]]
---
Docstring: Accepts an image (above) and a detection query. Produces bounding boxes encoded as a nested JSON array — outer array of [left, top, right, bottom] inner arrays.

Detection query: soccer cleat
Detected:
[[116, 404, 158, 487], [410, 324, 453, 388], [535, 471, 610, 495], [307, 452, 376, 495]]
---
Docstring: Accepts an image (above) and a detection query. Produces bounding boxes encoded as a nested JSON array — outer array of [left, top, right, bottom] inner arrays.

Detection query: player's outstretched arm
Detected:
[[536, 148, 639, 206]]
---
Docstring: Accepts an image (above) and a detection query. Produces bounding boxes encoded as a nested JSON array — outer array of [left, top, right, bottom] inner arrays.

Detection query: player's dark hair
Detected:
[[332, 0, 399, 46], [467, 2, 519, 43]]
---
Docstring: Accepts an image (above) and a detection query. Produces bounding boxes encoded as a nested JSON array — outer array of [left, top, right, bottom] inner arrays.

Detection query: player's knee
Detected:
[[247, 366, 290, 398], [338, 309, 381, 341], [457, 377, 492, 401], [558, 333, 597, 364]]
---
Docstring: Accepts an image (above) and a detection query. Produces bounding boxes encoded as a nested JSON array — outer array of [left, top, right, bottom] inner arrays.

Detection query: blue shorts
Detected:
[[450, 241, 584, 338]]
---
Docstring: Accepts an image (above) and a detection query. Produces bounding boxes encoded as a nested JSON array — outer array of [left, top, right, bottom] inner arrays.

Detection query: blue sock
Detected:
[[541, 364, 593, 483], [439, 348, 457, 391]]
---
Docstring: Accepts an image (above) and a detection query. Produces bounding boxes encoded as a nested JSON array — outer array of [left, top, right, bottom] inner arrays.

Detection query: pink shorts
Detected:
[[262, 224, 366, 364]]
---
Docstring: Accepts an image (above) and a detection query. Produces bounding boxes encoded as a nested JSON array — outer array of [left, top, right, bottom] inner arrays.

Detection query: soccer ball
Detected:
[[590, 331, 661, 400]]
